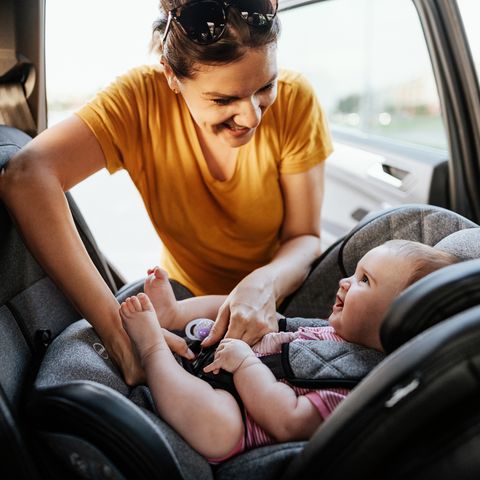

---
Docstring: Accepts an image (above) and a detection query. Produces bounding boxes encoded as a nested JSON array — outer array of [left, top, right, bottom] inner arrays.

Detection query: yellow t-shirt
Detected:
[[76, 65, 333, 295]]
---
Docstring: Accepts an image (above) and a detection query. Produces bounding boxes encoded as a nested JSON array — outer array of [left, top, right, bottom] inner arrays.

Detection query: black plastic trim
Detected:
[[29, 382, 184, 480]]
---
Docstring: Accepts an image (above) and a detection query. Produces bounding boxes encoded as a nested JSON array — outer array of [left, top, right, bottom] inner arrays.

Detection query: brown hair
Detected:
[[383, 239, 461, 287], [151, 0, 281, 79]]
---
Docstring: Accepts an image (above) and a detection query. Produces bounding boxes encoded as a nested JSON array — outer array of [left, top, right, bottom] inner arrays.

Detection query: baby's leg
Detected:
[[143, 267, 183, 330], [144, 266, 227, 330], [120, 293, 244, 459]]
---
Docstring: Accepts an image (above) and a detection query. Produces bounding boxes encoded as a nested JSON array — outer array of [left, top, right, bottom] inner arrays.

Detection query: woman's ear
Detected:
[[161, 56, 180, 94]]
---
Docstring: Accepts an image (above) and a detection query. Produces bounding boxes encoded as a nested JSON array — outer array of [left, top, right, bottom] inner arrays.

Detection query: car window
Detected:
[[457, 0, 480, 84], [278, 0, 447, 150], [45, 0, 161, 281]]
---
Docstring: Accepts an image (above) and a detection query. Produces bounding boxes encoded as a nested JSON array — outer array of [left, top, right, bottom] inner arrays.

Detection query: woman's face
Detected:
[[170, 44, 278, 148]]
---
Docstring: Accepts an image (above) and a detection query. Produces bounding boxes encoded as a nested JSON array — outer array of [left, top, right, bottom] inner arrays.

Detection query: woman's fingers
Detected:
[[224, 315, 247, 340], [201, 304, 230, 347], [162, 329, 195, 360]]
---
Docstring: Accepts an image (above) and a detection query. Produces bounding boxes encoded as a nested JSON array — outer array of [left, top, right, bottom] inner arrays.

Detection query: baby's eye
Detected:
[[361, 274, 369, 285]]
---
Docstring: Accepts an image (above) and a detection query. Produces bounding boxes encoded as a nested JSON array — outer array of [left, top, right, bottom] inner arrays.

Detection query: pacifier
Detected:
[[185, 318, 214, 341]]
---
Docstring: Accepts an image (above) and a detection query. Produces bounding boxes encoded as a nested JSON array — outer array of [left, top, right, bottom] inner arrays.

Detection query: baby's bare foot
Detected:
[[120, 293, 168, 363], [144, 267, 180, 329]]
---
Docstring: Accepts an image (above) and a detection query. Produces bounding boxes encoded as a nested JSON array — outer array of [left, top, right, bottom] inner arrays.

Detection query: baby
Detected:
[[120, 240, 459, 462]]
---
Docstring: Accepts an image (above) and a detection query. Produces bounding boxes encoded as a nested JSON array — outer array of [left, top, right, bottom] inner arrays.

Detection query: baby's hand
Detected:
[[203, 339, 256, 374]]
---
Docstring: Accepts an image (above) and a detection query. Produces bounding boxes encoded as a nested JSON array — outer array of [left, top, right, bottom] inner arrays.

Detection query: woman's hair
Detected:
[[151, 0, 281, 79], [383, 239, 462, 287]]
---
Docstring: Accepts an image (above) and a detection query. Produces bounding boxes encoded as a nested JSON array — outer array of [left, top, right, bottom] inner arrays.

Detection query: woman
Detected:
[[0, 0, 332, 385]]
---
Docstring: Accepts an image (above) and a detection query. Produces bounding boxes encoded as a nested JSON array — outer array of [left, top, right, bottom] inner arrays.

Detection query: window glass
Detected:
[[45, 0, 161, 281], [278, 0, 447, 149], [457, 0, 480, 83]]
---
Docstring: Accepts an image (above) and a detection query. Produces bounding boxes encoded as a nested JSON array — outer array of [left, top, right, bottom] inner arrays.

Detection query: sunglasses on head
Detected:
[[163, 0, 278, 45]]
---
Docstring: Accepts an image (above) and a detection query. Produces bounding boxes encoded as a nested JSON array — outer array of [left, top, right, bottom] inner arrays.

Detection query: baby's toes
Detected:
[[125, 297, 137, 313], [153, 267, 169, 281], [138, 292, 154, 311], [130, 296, 143, 312], [120, 302, 130, 318]]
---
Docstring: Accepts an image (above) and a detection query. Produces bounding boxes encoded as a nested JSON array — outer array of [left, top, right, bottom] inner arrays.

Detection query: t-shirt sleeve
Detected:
[[75, 68, 146, 179], [277, 73, 333, 174]]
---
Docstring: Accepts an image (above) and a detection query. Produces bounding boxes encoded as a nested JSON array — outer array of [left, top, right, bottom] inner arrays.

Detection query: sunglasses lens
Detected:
[[235, 0, 278, 26], [176, 1, 227, 44]]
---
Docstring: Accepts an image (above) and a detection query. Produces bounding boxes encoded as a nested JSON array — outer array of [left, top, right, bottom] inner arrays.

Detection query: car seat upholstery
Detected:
[[26, 202, 480, 479], [0, 125, 80, 479], [283, 304, 480, 480], [0, 124, 199, 479]]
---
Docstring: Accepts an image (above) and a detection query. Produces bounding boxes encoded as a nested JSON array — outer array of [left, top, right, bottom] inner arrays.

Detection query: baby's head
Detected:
[[329, 240, 460, 351]]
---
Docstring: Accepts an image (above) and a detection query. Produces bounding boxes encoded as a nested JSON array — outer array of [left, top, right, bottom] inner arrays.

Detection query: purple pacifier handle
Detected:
[[185, 318, 214, 341]]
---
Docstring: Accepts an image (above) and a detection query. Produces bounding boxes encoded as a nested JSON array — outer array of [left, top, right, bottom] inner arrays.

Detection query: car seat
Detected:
[[282, 303, 480, 480], [0, 124, 195, 479], [3, 123, 480, 479], [24, 195, 480, 478], [0, 124, 134, 479]]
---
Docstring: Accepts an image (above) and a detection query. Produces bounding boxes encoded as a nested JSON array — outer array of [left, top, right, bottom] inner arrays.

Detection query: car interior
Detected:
[[2, 0, 480, 479]]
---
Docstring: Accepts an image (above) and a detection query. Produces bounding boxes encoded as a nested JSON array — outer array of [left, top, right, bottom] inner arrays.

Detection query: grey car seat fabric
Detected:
[[0, 125, 124, 353], [282, 304, 480, 480], [0, 125, 79, 479], [33, 319, 304, 480], [0, 124, 203, 479], [29, 205, 480, 480]]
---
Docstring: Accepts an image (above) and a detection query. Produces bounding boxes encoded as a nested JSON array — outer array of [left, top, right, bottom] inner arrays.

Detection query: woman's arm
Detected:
[[202, 162, 324, 347], [0, 116, 192, 385], [204, 339, 323, 441]]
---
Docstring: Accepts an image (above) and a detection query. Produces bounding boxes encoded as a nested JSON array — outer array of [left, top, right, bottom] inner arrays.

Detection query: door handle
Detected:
[[367, 162, 410, 189]]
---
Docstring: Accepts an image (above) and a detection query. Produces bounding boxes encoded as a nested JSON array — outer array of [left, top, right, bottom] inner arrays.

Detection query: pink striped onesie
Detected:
[[208, 326, 350, 463]]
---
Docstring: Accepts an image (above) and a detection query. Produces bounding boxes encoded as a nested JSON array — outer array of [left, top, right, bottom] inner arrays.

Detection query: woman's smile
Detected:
[[221, 120, 253, 137]]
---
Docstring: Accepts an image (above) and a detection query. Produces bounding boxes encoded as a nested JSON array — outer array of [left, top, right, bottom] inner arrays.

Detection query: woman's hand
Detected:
[[202, 270, 279, 347], [203, 339, 259, 374]]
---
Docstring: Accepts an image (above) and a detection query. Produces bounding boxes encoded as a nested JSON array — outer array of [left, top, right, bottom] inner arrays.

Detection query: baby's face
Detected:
[[328, 245, 413, 351]]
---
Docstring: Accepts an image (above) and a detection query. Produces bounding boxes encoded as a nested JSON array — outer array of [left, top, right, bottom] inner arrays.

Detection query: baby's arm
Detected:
[[175, 295, 227, 327], [204, 339, 323, 442]]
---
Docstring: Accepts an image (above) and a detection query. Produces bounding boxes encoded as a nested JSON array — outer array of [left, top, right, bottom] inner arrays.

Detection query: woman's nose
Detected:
[[235, 97, 261, 129]]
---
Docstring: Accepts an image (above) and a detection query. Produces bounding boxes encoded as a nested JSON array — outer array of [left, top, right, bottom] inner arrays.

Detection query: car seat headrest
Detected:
[[434, 227, 480, 259], [340, 205, 477, 276]]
